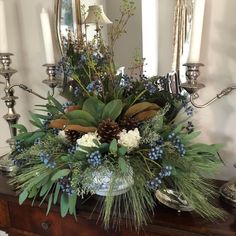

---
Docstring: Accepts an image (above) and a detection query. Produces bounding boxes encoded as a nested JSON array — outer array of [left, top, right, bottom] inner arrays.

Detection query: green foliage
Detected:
[[102, 99, 123, 120]]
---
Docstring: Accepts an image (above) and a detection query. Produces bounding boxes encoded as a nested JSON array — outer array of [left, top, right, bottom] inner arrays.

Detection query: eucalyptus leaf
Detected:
[[109, 139, 118, 154], [118, 147, 128, 156], [118, 157, 129, 174]]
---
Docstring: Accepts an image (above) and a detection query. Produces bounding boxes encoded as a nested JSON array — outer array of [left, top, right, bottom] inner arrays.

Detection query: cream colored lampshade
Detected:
[[84, 5, 112, 25]]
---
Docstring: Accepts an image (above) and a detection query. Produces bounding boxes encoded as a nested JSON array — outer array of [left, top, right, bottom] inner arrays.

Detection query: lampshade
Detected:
[[84, 5, 112, 25]]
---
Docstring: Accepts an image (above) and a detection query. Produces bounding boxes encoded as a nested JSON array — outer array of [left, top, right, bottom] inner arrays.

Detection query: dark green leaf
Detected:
[[46, 193, 53, 215], [12, 124, 27, 133], [51, 169, 70, 182], [82, 97, 105, 122], [54, 182, 61, 205], [60, 193, 69, 217], [25, 131, 45, 145], [29, 111, 43, 128], [66, 110, 97, 126], [102, 99, 123, 120], [109, 139, 118, 154], [48, 96, 64, 113], [19, 190, 28, 205]]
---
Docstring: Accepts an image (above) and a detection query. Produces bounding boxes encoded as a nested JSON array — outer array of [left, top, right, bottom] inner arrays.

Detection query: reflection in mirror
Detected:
[[171, 0, 194, 81], [55, 0, 81, 55]]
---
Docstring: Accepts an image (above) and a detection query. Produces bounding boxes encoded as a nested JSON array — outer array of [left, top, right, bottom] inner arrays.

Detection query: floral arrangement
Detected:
[[10, 0, 224, 231]]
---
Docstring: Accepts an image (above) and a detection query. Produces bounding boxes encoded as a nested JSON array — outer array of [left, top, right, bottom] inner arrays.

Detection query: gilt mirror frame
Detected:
[[55, 0, 82, 56]]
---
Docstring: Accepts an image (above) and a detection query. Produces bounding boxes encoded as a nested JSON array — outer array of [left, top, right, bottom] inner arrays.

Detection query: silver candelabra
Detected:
[[180, 62, 236, 207], [0, 52, 59, 171]]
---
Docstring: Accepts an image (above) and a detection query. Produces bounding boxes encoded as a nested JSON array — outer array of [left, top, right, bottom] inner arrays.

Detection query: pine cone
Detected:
[[119, 116, 139, 131], [97, 119, 120, 143], [65, 130, 81, 144]]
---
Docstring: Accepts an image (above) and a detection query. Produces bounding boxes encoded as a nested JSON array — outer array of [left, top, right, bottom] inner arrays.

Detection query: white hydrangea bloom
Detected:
[[118, 128, 141, 151], [76, 132, 100, 151], [58, 130, 66, 138]]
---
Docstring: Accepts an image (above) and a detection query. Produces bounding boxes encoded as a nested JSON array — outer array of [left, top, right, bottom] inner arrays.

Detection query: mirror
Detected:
[[55, 0, 194, 86], [55, 0, 82, 55]]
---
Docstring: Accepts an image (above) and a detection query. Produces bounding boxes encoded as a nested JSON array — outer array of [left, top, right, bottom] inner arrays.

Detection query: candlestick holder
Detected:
[[180, 62, 236, 207], [180, 63, 236, 108], [0, 53, 59, 172]]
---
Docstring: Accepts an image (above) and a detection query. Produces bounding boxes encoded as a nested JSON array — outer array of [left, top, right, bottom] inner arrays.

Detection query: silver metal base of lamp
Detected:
[[220, 177, 236, 207], [0, 153, 15, 173]]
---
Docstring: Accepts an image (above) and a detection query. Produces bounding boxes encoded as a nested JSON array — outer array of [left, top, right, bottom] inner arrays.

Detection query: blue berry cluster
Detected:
[[15, 140, 25, 153], [186, 121, 194, 133], [119, 75, 134, 92], [144, 81, 157, 95], [168, 133, 186, 157], [56, 57, 73, 78], [42, 114, 53, 130], [38, 151, 56, 168], [87, 150, 102, 167], [148, 166, 173, 190], [68, 145, 76, 155], [58, 177, 75, 196], [182, 99, 194, 116], [148, 146, 164, 160], [34, 138, 41, 145], [73, 86, 81, 97], [62, 101, 73, 111], [87, 80, 103, 95], [51, 128, 60, 135]]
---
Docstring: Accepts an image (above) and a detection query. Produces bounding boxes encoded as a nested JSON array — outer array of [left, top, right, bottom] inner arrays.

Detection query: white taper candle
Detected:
[[188, 0, 206, 62], [0, 0, 8, 53], [40, 8, 55, 64]]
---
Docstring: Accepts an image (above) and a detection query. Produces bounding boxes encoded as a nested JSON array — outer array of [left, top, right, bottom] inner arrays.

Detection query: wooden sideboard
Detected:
[[0, 174, 235, 236]]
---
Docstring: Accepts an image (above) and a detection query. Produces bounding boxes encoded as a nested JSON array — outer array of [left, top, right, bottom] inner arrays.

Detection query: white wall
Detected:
[[194, 0, 236, 180], [0, 0, 57, 156]]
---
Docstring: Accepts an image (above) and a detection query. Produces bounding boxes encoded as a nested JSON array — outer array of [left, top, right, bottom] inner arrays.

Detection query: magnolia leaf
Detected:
[[69, 193, 77, 215], [66, 110, 97, 126], [102, 99, 123, 120], [19, 190, 28, 205], [60, 193, 69, 217], [65, 125, 97, 133], [51, 169, 70, 182], [109, 139, 118, 154], [118, 157, 129, 174], [70, 118, 95, 127], [46, 193, 53, 216], [12, 124, 27, 133], [49, 119, 68, 129], [124, 102, 160, 117], [83, 97, 105, 122], [53, 182, 61, 205], [66, 105, 81, 112], [25, 131, 45, 144], [134, 110, 157, 122]]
